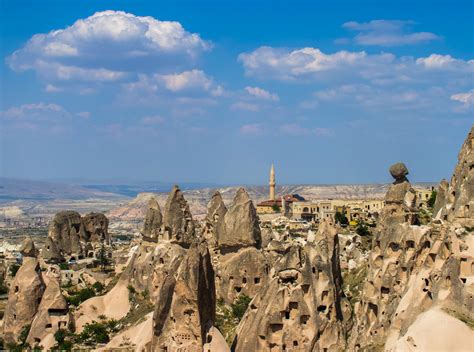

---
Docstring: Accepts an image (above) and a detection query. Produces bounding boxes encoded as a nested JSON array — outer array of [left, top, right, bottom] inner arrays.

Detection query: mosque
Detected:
[[256, 164, 305, 215]]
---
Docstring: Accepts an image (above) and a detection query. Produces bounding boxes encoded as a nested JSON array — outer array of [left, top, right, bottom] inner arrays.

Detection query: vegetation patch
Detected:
[[215, 295, 251, 345]]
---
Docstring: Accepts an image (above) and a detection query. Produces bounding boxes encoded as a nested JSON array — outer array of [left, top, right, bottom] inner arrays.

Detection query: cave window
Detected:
[[45, 323, 52, 329], [293, 341, 298, 347], [285, 311, 290, 319], [254, 277, 260, 284], [159, 258, 164, 264], [234, 286, 242, 293], [14, 286, 19, 293], [242, 277, 247, 284], [317, 305, 327, 312]]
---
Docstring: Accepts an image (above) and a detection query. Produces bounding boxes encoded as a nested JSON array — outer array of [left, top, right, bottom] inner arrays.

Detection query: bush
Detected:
[[356, 221, 371, 236], [78, 322, 110, 344], [427, 190, 437, 208], [231, 295, 251, 320], [335, 211, 349, 225], [65, 287, 96, 306], [53, 329, 73, 351], [92, 281, 105, 294], [9, 264, 20, 278], [59, 263, 69, 270]]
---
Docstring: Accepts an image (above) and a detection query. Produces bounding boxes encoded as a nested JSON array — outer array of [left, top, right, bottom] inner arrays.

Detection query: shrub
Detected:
[[231, 295, 251, 320], [78, 322, 110, 344], [92, 281, 105, 294], [59, 263, 69, 270], [9, 264, 20, 278], [65, 287, 95, 306], [427, 190, 437, 208], [356, 221, 371, 236]]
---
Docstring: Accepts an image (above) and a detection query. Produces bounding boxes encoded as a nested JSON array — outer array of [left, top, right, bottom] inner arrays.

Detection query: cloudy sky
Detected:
[[1, 0, 472, 185]]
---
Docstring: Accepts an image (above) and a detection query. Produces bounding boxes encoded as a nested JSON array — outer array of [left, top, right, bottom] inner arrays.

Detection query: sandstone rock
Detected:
[[26, 274, 71, 350], [48, 211, 84, 258], [215, 247, 269, 304], [433, 178, 449, 218], [202, 191, 227, 247], [162, 185, 196, 247], [3, 241, 45, 344], [233, 219, 348, 352], [217, 188, 261, 250], [82, 212, 110, 243], [142, 197, 163, 241], [203, 326, 230, 352], [20, 237, 37, 257], [389, 162, 409, 183], [42, 236, 63, 263], [151, 240, 216, 351]]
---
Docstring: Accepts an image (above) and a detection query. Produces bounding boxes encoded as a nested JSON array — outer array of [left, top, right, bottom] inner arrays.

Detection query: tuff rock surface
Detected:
[[233, 219, 350, 352], [3, 238, 45, 344], [150, 240, 216, 351]]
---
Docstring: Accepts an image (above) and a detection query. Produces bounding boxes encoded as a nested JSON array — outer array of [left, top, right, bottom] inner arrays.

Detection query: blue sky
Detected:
[[0, 0, 473, 185]]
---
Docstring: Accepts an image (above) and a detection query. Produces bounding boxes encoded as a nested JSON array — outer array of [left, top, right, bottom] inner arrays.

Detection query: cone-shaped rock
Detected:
[[203, 191, 227, 246], [151, 240, 216, 351], [42, 236, 63, 263], [218, 188, 261, 250], [26, 272, 71, 350], [3, 240, 45, 344], [142, 197, 163, 241], [162, 185, 195, 247]]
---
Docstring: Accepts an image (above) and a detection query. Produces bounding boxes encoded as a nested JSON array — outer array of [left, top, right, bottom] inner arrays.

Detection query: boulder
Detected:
[[389, 162, 409, 183]]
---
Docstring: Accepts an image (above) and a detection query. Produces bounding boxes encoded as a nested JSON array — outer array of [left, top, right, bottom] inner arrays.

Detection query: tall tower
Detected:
[[269, 163, 276, 200]]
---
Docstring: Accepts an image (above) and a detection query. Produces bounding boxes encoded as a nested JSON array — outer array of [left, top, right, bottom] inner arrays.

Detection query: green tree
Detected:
[[335, 211, 349, 225], [356, 221, 371, 236], [427, 190, 437, 208], [272, 204, 280, 212], [231, 295, 251, 320]]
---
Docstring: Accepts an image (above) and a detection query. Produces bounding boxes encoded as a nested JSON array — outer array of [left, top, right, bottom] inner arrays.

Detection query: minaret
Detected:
[[269, 163, 276, 200]]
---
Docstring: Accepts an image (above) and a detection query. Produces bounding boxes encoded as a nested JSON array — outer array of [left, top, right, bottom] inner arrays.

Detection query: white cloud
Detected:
[[7, 10, 210, 83], [124, 70, 222, 96], [238, 46, 370, 80], [140, 115, 165, 125], [238, 47, 474, 87], [342, 20, 439, 46], [44, 84, 63, 92], [231, 102, 260, 112], [240, 123, 264, 135], [451, 90, 474, 107], [0, 103, 77, 131], [245, 86, 279, 101]]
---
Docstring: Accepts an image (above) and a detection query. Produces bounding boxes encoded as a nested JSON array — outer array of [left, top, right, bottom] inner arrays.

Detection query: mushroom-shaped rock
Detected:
[[389, 162, 409, 183], [142, 197, 163, 241], [162, 185, 195, 247], [151, 241, 216, 351], [218, 188, 261, 250]]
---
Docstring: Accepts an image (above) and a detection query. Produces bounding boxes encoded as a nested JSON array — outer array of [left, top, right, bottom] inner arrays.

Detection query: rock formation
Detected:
[[233, 220, 350, 351], [202, 191, 227, 247], [142, 197, 163, 241], [349, 127, 474, 351], [47, 211, 85, 259], [82, 212, 110, 244], [162, 185, 196, 247], [217, 188, 261, 250], [41, 236, 62, 263], [150, 240, 216, 351], [210, 188, 269, 304], [26, 266, 71, 350], [3, 238, 45, 344]]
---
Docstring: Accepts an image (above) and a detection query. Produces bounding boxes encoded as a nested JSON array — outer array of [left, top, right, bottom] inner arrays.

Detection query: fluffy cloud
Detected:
[[239, 46, 474, 81], [123, 69, 222, 97], [140, 115, 165, 125], [342, 20, 439, 46], [451, 90, 474, 107], [0, 103, 75, 131], [7, 10, 210, 83], [245, 86, 279, 101]]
